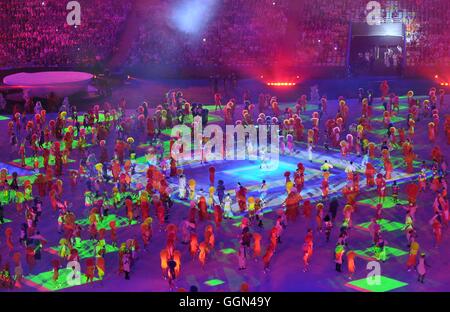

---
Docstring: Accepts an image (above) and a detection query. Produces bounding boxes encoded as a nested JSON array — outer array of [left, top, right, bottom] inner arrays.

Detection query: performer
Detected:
[[238, 245, 247, 270], [223, 193, 232, 219], [417, 253, 430, 284], [189, 233, 199, 260], [198, 242, 207, 269], [430, 213, 442, 247], [262, 246, 275, 274], [374, 236, 387, 262], [320, 160, 333, 181], [302, 230, 314, 272], [188, 179, 196, 201], [160, 248, 169, 279], [141, 222, 152, 250], [208, 166, 216, 186], [335, 244, 345, 273], [5, 228, 14, 252], [375, 174, 387, 204], [236, 183, 248, 213], [252, 232, 262, 260], [259, 180, 268, 204], [217, 180, 225, 204], [346, 250, 356, 280], [392, 181, 400, 203], [170, 158, 177, 178], [26, 246, 35, 274], [315, 203, 324, 232], [204, 225, 215, 252], [178, 173, 187, 199], [303, 200, 312, 220], [406, 238, 420, 271], [213, 204, 223, 228], [406, 183, 420, 204], [86, 258, 95, 284], [307, 141, 313, 162], [198, 196, 208, 221], [384, 159, 393, 180], [214, 93, 222, 111], [96, 257, 105, 280], [208, 186, 215, 210], [173, 250, 181, 278]]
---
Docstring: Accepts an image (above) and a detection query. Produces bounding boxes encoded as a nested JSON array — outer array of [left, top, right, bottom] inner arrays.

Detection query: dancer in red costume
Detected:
[[303, 200, 312, 220], [375, 174, 386, 204], [208, 166, 216, 186], [262, 245, 275, 274], [406, 183, 420, 204], [213, 204, 223, 228], [302, 229, 314, 272], [284, 190, 301, 222], [86, 258, 95, 284], [5, 228, 14, 252], [198, 196, 208, 221], [384, 159, 393, 180], [236, 183, 248, 213], [141, 222, 152, 250], [109, 221, 118, 247], [405, 151, 416, 174], [51, 259, 60, 282]]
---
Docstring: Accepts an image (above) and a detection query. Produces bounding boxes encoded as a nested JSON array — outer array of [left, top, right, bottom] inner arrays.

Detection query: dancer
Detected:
[[406, 238, 420, 272], [238, 245, 246, 270], [302, 230, 314, 272], [417, 253, 430, 284], [86, 258, 96, 284], [346, 250, 356, 280], [335, 244, 345, 273], [198, 242, 207, 269], [430, 213, 442, 247], [262, 246, 275, 274], [252, 232, 262, 260], [376, 174, 387, 204]]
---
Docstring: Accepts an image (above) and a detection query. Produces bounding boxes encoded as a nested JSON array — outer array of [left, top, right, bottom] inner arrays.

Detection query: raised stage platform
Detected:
[[2, 71, 93, 97]]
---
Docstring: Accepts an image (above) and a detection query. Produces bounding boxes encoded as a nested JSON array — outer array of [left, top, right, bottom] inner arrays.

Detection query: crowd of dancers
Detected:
[[0, 81, 448, 291]]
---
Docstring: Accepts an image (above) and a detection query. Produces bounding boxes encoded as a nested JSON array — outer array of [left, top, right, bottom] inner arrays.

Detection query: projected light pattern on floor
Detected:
[[370, 128, 396, 136], [220, 248, 237, 255], [372, 115, 406, 123], [222, 161, 321, 183], [204, 279, 225, 287], [13, 175, 38, 186], [60, 141, 92, 150], [354, 246, 408, 261], [46, 240, 119, 259], [24, 268, 100, 291], [357, 197, 408, 209], [345, 275, 408, 292], [389, 157, 422, 170], [75, 214, 138, 230], [355, 219, 405, 232]]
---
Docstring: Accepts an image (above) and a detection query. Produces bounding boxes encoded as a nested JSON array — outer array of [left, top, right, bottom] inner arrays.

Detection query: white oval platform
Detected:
[[3, 71, 94, 97]]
